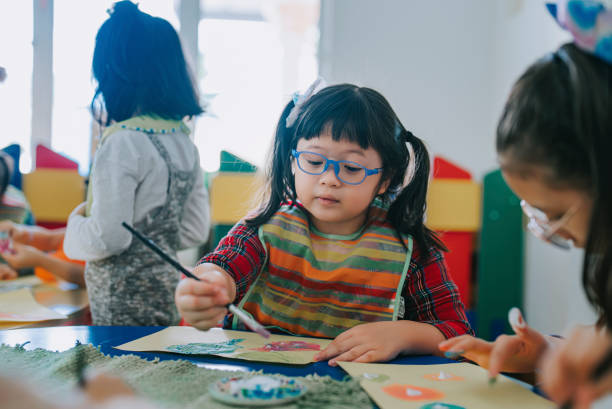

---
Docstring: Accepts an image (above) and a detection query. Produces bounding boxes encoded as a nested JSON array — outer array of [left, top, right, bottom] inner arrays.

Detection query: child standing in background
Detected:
[[64, 1, 210, 326], [176, 82, 472, 365]]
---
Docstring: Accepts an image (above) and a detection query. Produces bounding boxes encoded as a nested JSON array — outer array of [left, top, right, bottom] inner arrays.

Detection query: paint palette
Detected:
[[208, 375, 306, 406]]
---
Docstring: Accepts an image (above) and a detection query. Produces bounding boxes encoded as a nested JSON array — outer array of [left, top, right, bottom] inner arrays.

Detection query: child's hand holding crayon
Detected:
[[175, 263, 237, 330]]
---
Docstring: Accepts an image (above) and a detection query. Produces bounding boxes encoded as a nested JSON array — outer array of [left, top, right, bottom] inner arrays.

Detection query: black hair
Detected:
[[0, 154, 9, 199], [91, 1, 203, 126], [247, 83, 445, 256], [497, 43, 612, 327]]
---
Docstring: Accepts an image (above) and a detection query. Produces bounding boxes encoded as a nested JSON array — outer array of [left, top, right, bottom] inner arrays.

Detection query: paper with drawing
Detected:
[[0, 287, 66, 322], [114, 326, 331, 365], [0, 275, 41, 294], [339, 362, 554, 409]]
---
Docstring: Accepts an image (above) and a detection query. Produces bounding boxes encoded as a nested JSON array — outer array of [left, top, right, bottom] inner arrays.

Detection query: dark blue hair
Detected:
[[247, 84, 445, 256], [0, 154, 9, 199], [91, 1, 203, 125]]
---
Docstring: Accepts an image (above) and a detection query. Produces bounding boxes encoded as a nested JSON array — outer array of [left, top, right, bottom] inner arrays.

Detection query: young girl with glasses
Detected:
[[439, 2, 612, 406], [176, 82, 472, 365]]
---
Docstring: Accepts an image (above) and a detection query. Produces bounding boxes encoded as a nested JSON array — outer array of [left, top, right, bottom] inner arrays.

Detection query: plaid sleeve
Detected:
[[199, 223, 266, 303], [402, 244, 474, 339]]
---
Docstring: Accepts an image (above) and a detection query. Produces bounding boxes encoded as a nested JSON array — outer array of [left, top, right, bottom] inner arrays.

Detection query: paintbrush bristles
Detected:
[[228, 304, 271, 339]]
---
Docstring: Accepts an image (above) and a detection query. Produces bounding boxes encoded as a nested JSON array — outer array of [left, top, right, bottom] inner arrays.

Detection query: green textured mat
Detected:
[[0, 343, 373, 409]]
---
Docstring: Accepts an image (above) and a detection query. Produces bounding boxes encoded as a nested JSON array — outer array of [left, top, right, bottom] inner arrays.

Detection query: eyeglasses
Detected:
[[291, 150, 383, 185], [520, 200, 580, 250]]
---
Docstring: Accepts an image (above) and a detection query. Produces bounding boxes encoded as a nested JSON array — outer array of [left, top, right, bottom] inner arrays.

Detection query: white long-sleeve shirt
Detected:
[[64, 128, 209, 261]]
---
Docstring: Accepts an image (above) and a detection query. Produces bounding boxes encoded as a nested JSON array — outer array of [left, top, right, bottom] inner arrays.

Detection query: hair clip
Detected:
[[547, 0, 612, 64], [285, 77, 327, 128]]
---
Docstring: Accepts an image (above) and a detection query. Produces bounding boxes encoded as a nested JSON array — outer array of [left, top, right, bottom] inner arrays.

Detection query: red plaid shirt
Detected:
[[201, 223, 473, 339]]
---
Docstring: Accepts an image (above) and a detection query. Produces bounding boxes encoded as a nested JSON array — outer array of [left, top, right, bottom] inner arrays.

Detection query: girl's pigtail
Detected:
[[246, 101, 297, 228], [388, 130, 446, 256]]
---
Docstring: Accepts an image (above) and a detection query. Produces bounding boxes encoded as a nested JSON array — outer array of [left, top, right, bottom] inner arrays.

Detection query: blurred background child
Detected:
[[64, 1, 210, 326]]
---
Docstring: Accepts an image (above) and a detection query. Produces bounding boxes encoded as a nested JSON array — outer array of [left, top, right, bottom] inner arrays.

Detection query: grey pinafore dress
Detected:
[[86, 133, 199, 326]]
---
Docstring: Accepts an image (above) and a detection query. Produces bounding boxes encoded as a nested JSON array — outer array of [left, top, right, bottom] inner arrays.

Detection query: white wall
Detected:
[[320, 0, 498, 179], [320, 0, 597, 334]]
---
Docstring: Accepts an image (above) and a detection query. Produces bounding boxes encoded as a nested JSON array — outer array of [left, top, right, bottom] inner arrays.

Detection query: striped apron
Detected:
[[233, 200, 413, 338]]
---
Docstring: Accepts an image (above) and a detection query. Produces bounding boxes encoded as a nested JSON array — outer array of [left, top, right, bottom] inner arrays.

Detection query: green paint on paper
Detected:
[[420, 403, 466, 409], [165, 339, 244, 355], [361, 373, 390, 383]]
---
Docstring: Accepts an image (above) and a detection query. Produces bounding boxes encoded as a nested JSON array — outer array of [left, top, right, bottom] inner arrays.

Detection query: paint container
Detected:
[[209, 375, 306, 406]]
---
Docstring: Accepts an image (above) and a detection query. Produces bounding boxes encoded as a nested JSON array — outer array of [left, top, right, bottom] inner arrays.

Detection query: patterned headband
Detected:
[[547, 0, 612, 64]]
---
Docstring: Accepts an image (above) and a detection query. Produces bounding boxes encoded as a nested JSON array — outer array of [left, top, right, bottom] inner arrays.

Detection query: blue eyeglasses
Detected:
[[291, 149, 383, 185]]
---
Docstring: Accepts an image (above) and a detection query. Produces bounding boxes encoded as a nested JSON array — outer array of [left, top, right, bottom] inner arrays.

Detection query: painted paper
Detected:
[[251, 340, 321, 352], [114, 327, 331, 365], [166, 339, 244, 354], [0, 275, 40, 294], [339, 362, 555, 409], [0, 288, 66, 322]]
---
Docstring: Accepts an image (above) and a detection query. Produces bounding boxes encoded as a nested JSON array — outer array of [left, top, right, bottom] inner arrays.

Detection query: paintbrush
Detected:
[[74, 341, 86, 388], [558, 345, 612, 409], [121, 222, 271, 338]]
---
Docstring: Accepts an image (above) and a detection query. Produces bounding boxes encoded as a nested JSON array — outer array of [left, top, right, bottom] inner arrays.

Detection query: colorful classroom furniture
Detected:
[[426, 156, 481, 309], [35, 144, 79, 170], [476, 169, 523, 341], [209, 151, 261, 248], [23, 169, 84, 226], [22, 145, 84, 228]]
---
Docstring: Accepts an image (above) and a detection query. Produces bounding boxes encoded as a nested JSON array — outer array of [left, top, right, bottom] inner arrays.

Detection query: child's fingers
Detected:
[[0, 264, 17, 280], [0, 252, 15, 264], [314, 334, 359, 362], [314, 341, 344, 362], [181, 306, 227, 323], [330, 328, 354, 345], [354, 349, 390, 364], [508, 307, 548, 347], [328, 344, 371, 366], [439, 335, 478, 352], [183, 309, 227, 330], [186, 280, 225, 297], [439, 336, 492, 363], [313, 342, 340, 362], [176, 292, 225, 313], [176, 277, 229, 302], [540, 347, 573, 404], [488, 335, 523, 378]]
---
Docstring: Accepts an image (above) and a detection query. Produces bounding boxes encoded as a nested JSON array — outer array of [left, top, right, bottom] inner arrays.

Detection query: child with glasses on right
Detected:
[[439, 1, 612, 407], [176, 81, 472, 366]]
